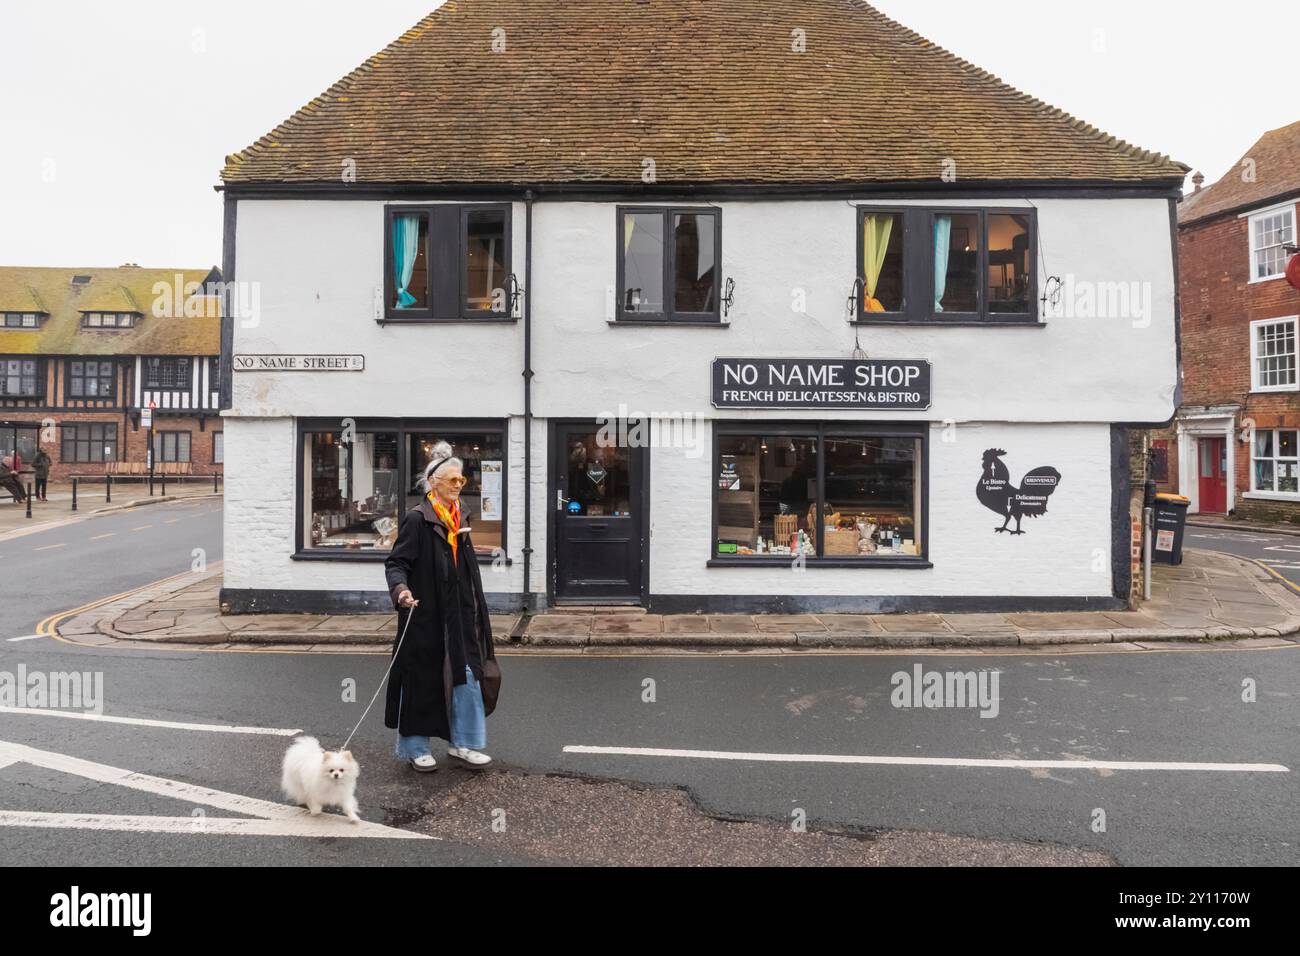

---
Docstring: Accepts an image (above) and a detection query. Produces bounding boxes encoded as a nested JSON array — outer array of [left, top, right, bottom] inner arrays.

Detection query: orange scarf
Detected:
[[427, 492, 461, 564]]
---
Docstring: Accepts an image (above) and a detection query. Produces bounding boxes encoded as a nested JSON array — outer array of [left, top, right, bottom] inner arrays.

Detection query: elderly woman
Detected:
[[384, 441, 499, 771]]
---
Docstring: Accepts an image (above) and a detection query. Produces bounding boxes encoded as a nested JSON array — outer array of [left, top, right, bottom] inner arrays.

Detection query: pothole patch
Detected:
[[408, 770, 1114, 866]]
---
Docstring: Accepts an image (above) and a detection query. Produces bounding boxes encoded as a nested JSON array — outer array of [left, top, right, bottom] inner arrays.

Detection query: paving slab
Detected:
[[875, 614, 949, 634]]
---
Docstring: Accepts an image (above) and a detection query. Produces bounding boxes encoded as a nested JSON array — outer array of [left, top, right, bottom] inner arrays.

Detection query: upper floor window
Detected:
[[144, 357, 192, 390], [1250, 317, 1298, 392], [1, 358, 40, 397], [856, 207, 1036, 323], [617, 207, 721, 322], [1248, 206, 1294, 281], [82, 311, 139, 328], [68, 360, 115, 399], [2, 312, 42, 329], [384, 204, 512, 320]]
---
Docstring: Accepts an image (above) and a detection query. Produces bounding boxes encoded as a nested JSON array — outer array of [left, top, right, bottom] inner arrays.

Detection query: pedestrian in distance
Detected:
[[384, 440, 501, 773], [32, 446, 51, 501]]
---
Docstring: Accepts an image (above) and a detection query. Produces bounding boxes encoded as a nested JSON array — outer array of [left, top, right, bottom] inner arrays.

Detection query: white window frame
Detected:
[[1249, 316, 1300, 393], [1245, 203, 1295, 283], [1249, 427, 1300, 497]]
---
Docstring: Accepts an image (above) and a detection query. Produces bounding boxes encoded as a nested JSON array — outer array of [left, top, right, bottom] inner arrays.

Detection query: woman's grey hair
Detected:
[[417, 440, 463, 493]]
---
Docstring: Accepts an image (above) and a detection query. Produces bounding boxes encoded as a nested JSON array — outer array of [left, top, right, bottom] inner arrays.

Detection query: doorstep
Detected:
[[52, 549, 1300, 653]]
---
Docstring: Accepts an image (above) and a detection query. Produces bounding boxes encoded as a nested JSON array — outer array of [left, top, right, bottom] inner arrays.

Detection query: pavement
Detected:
[[0, 479, 221, 539], [53, 547, 1300, 652], [1188, 514, 1300, 538]]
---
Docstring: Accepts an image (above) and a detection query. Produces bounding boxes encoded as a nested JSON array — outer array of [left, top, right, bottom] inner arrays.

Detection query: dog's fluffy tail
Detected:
[[290, 735, 320, 750]]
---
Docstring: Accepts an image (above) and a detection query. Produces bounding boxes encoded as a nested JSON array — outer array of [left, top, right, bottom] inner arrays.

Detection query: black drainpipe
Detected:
[[520, 189, 536, 619]]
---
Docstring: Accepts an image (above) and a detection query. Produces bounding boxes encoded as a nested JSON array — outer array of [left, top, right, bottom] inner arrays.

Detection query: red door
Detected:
[[1197, 437, 1227, 513]]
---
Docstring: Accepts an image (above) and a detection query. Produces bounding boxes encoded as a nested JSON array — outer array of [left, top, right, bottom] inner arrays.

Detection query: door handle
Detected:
[[556, 489, 571, 512]]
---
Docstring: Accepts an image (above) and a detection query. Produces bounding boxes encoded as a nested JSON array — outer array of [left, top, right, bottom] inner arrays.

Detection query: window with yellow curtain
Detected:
[[860, 212, 903, 313]]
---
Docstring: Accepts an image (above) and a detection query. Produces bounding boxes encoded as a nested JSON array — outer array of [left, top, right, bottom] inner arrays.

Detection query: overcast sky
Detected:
[[1, 1, 1295, 268]]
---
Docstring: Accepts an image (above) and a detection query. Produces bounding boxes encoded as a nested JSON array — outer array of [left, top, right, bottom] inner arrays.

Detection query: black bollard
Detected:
[[26, 483, 32, 519], [71, 477, 78, 512], [213, 472, 219, 493], [161, 473, 167, 497], [105, 473, 112, 503]]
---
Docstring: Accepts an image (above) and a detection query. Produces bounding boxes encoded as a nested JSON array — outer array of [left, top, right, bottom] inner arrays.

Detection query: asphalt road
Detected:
[[0, 497, 223, 637], [2, 503, 1297, 866], [1185, 525, 1300, 588]]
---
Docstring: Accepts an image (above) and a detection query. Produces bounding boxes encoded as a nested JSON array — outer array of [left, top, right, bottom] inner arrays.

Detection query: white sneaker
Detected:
[[447, 746, 492, 768], [408, 754, 438, 772]]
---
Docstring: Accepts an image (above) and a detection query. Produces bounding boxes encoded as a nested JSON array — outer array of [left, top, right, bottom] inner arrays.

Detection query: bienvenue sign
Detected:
[[712, 358, 931, 410], [233, 354, 365, 372]]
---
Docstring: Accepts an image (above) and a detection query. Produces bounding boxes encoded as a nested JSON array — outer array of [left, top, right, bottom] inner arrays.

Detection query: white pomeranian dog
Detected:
[[280, 736, 361, 823]]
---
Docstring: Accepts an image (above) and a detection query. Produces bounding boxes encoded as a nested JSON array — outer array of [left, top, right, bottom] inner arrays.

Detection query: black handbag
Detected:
[[480, 658, 502, 716]]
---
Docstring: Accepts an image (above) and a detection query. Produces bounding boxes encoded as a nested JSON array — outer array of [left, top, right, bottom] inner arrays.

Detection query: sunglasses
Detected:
[[437, 475, 469, 488]]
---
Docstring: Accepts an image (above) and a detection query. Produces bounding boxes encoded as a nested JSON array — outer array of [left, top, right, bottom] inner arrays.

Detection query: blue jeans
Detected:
[[394, 666, 486, 758]]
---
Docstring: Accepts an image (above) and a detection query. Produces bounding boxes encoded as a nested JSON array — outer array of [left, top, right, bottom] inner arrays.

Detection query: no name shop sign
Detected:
[[234, 354, 365, 372], [712, 357, 931, 410]]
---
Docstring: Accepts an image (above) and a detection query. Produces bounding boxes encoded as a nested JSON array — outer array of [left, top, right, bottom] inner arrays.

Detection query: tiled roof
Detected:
[[1178, 119, 1300, 225], [0, 266, 220, 356], [222, 0, 1186, 188]]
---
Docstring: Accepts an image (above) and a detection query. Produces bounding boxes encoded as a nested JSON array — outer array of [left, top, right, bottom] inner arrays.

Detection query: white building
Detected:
[[216, 0, 1185, 615]]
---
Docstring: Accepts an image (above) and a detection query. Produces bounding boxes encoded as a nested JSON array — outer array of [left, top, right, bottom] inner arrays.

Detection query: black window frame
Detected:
[[2, 312, 44, 329], [144, 356, 193, 390], [66, 359, 116, 400], [382, 204, 514, 323], [152, 430, 192, 463], [615, 206, 723, 324], [60, 422, 117, 463], [854, 205, 1039, 326], [709, 420, 931, 568], [293, 417, 510, 563], [0, 357, 42, 398]]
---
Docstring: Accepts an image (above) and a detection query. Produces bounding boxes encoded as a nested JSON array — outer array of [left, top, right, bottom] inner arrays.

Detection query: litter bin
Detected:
[[1151, 493, 1190, 565]]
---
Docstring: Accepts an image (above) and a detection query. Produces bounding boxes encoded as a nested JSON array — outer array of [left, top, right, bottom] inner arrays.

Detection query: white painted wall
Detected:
[[225, 194, 1172, 601], [649, 421, 1114, 598]]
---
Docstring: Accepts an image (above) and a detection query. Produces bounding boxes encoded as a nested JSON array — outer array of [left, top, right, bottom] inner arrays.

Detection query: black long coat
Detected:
[[383, 498, 496, 740]]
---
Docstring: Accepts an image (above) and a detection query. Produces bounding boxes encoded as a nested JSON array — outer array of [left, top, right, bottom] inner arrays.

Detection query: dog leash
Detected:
[[341, 600, 416, 752]]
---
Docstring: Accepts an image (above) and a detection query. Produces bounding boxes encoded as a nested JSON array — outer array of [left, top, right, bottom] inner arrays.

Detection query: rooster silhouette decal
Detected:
[[977, 449, 1061, 535]]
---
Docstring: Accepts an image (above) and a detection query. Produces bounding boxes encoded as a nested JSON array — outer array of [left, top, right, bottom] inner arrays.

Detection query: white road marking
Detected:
[[130, 525, 151, 532], [563, 745, 1290, 773], [0, 740, 432, 840], [0, 706, 301, 736], [34, 543, 65, 551], [90, 533, 114, 540], [6, 635, 43, 643]]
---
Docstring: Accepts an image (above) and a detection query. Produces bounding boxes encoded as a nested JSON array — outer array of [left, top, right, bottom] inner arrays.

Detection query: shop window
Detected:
[[1, 358, 40, 397], [715, 426, 924, 561], [153, 431, 192, 463], [384, 205, 512, 320], [68, 360, 115, 399], [1253, 429, 1299, 494], [1249, 206, 1294, 281], [407, 432, 505, 555], [617, 207, 720, 321], [145, 357, 192, 390], [305, 430, 402, 552], [857, 211, 904, 314], [1250, 317, 1298, 391], [61, 423, 117, 463]]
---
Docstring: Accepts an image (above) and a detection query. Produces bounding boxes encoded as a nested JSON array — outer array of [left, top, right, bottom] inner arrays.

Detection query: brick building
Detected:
[[0, 266, 223, 485], [1153, 120, 1300, 521]]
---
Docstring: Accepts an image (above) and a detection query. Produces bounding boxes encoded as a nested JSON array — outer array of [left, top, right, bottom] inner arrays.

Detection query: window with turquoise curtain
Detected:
[[933, 215, 952, 313], [392, 214, 422, 308]]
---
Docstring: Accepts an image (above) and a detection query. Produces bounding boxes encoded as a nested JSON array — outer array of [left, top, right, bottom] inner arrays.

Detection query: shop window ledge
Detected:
[[707, 556, 932, 569], [292, 550, 510, 565], [608, 318, 729, 327], [849, 318, 1045, 328]]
